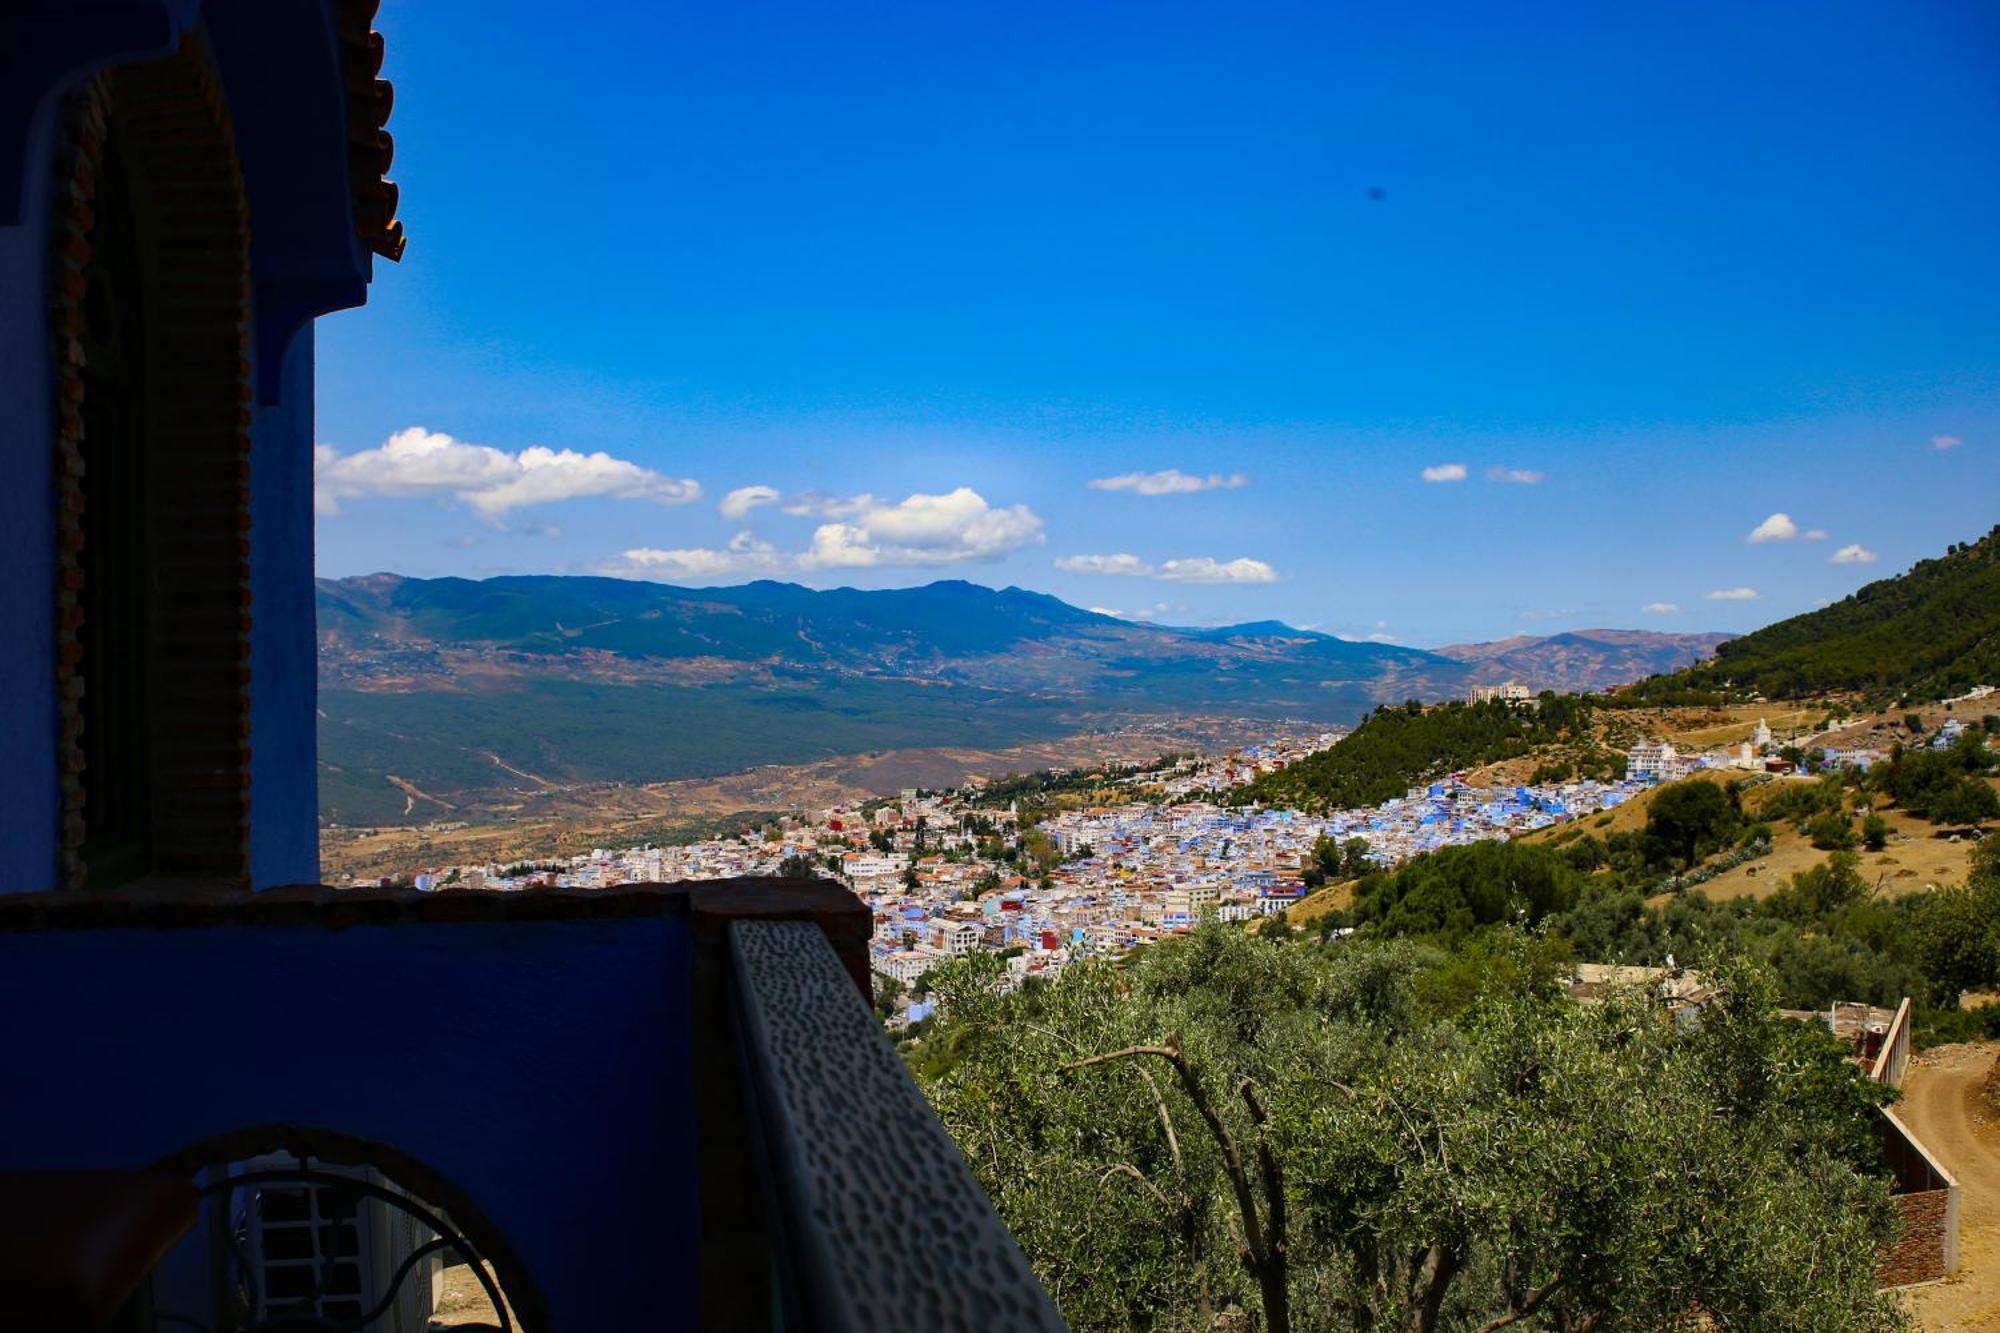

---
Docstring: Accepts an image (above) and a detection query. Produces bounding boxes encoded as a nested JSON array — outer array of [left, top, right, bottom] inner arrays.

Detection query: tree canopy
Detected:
[[1619, 524, 2000, 703], [1234, 697, 1595, 814], [916, 927, 1906, 1332]]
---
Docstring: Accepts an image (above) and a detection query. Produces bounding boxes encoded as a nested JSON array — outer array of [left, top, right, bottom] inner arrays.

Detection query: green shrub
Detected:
[[1808, 811, 1858, 851], [1862, 813, 1890, 851]]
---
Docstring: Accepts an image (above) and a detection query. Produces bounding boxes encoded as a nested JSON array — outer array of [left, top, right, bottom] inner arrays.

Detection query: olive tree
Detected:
[[916, 926, 1907, 1332]]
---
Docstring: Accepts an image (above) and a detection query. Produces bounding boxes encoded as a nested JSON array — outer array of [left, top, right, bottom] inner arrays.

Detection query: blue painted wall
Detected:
[[0, 5, 355, 892], [0, 918, 700, 1326], [248, 325, 322, 888], [0, 105, 61, 895]]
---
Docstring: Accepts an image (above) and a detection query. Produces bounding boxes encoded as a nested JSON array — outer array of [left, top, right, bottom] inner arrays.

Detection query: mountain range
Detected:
[[315, 574, 1728, 825], [1432, 628, 1735, 692]]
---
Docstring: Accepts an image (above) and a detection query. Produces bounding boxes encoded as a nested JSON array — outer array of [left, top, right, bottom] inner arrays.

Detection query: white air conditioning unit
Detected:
[[232, 1156, 443, 1333]]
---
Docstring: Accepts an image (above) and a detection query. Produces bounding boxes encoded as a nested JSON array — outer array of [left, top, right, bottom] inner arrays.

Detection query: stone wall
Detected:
[[1877, 1103, 1961, 1288], [1879, 1188, 1954, 1287]]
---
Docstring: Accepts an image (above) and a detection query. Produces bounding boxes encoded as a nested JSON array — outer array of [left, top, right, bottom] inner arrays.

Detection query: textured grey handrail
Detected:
[[730, 920, 1067, 1332]]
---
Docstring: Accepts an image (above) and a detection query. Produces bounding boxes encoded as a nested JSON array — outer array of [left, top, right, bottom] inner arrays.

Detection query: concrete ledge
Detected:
[[730, 919, 1064, 1332], [692, 876, 873, 1000]]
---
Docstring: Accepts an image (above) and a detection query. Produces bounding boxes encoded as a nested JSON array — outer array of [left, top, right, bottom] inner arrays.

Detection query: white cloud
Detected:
[[315, 427, 700, 519], [780, 490, 875, 519], [1055, 553, 1154, 577], [1829, 544, 1878, 565], [1746, 512, 1798, 543], [1933, 434, 1962, 450], [1056, 554, 1280, 584], [719, 484, 781, 521], [1802, 529, 1828, 541], [599, 531, 781, 583], [1420, 463, 1468, 483], [1157, 557, 1280, 584], [1087, 469, 1249, 496], [1641, 601, 1680, 615], [1519, 607, 1575, 622], [799, 488, 1045, 568], [1706, 587, 1760, 601], [1486, 466, 1545, 484]]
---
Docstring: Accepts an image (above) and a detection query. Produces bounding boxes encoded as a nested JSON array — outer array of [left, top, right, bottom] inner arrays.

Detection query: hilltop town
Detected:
[[348, 681, 1997, 1023]]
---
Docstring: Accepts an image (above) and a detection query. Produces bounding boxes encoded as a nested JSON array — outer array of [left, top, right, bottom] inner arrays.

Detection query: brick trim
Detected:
[[1880, 1187, 1952, 1287], [49, 75, 106, 892], [49, 34, 253, 890], [335, 0, 405, 261], [0, 877, 875, 949]]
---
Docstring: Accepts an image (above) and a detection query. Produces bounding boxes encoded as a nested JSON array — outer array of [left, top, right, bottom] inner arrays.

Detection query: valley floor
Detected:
[[320, 717, 1273, 881]]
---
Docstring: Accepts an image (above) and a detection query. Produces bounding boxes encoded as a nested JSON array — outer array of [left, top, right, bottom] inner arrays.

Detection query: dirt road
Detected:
[[1902, 1043, 2000, 1331]]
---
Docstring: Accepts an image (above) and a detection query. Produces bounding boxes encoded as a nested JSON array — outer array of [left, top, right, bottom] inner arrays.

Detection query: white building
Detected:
[[932, 920, 982, 955], [876, 947, 945, 987], [1469, 681, 1533, 704], [1627, 740, 1677, 781], [1161, 884, 1221, 921], [841, 852, 905, 890], [1661, 752, 1700, 781]]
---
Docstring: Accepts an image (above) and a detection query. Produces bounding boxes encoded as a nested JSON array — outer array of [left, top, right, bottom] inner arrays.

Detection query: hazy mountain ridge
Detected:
[[316, 575, 1471, 694], [1432, 628, 1734, 692], [314, 574, 1734, 825]]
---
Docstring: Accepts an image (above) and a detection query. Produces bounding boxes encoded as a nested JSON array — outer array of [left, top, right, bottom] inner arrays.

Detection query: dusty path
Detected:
[[427, 1260, 512, 1328], [1902, 1042, 2000, 1330]]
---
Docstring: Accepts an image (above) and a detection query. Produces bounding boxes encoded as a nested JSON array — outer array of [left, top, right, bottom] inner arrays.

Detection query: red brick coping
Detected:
[[0, 877, 873, 998]]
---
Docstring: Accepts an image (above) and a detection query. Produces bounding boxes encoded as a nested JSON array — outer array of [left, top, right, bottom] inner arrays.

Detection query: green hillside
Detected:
[[317, 675, 1080, 825], [1231, 695, 1600, 812], [1624, 524, 2000, 703]]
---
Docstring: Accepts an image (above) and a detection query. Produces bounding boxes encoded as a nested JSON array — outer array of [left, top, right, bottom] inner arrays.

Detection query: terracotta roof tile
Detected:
[[337, 0, 403, 261]]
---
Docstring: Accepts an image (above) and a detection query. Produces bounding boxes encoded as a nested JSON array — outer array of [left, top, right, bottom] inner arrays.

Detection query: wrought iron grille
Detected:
[[152, 1158, 511, 1333]]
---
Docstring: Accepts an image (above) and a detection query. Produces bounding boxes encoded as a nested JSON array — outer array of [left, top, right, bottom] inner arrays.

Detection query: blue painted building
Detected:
[[0, 9, 1058, 1329], [3, 1, 400, 894]]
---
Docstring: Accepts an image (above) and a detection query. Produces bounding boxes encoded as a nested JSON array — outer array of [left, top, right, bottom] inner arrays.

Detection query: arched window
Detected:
[[153, 1128, 541, 1332], [53, 38, 254, 889]]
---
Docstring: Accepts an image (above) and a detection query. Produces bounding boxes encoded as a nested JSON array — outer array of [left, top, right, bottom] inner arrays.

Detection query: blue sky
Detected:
[[314, 0, 1999, 646]]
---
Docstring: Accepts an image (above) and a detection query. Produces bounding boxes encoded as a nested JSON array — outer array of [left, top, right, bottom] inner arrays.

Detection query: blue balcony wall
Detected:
[[247, 323, 322, 889], [0, 915, 699, 1325]]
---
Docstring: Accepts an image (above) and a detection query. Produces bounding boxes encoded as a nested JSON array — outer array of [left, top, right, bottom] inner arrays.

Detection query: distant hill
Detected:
[[317, 575, 1458, 701], [1623, 525, 2000, 703], [313, 574, 1741, 825], [1433, 628, 1732, 693], [318, 574, 1112, 667], [1232, 695, 1607, 814], [316, 575, 1463, 824]]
